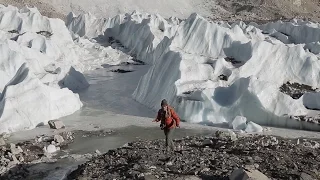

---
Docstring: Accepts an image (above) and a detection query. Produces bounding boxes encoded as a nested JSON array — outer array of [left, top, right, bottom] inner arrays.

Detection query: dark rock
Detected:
[[36, 31, 53, 38], [48, 120, 65, 129], [225, 57, 242, 65], [218, 74, 228, 81], [279, 81, 317, 99], [202, 139, 213, 146], [8, 30, 19, 34], [111, 69, 133, 73]]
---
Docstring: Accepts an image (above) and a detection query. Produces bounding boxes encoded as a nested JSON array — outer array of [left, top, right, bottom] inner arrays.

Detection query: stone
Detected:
[[203, 139, 213, 146], [48, 120, 65, 129], [229, 168, 269, 180], [95, 149, 102, 155], [11, 154, 19, 164], [46, 144, 58, 153], [7, 154, 19, 167], [232, 116, 247, 130], [300, 172, 316, 180], [215, 130, 238, 141], [245, 164, 259, 170], [10, 143, 23, 155], [36, 136, 43, 143], [54, 135, 65, 144], [0, 138, 5, 146], [144, 174, 158, 180], [18, 156, 24, 162], [270, 136, 279, 145]]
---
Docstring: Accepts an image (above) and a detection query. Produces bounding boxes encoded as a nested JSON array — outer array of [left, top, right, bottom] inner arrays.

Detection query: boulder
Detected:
[[54, 135, 65, 144], [203, 139, 213, 146], [95, 149, 102, 155], [229, 168, 269, 180], [7, 153, 19, 167], [0, 138, 5, 146], [231, 116, 247, 130], [10, 143, 23, 155], [48, 120, 65, 129], [215, 130, 238, 141], [45, 144, 58, 153], [300, 172, 317, 180]]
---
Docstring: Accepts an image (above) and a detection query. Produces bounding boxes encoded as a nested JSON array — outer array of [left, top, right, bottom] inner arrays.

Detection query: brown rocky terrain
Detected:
[[0, 0, 65, 19], [207, 0, 320, 22], [1, 0, 320, 22]]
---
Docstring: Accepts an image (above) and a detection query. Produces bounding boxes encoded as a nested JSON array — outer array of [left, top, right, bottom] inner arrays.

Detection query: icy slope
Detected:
[[0, 63, 82, 133], [0, 5, 89, 133], [68, 11, 320, 130]]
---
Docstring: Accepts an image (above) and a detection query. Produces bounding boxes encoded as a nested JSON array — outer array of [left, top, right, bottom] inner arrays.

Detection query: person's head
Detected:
[[161, 99, 168, 110]]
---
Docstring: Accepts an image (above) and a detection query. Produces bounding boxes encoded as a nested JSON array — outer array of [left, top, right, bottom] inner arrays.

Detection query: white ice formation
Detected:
[[0, 5, 87, 133], [68, 11, 320, 131]]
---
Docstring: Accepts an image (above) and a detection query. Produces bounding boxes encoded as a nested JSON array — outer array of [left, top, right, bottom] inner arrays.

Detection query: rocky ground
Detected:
[[206, 0, 320, 23], [0, 119, 116, 180], [68, 130, 320, 180], [0, 131, 75, 179], [1, 0, 320, 23], [0, 0, 65, 19]]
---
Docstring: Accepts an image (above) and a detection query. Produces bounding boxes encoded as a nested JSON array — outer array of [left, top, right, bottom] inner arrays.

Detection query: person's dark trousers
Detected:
[[164, 127, 175, 151]]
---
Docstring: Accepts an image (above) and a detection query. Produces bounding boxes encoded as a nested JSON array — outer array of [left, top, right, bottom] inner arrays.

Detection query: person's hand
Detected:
[[152, 119, 157, 122]]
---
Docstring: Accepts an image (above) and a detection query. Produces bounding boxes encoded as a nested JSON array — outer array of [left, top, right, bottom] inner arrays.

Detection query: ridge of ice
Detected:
[[67, 11, 320, 131], [0, 5, 88, 133]]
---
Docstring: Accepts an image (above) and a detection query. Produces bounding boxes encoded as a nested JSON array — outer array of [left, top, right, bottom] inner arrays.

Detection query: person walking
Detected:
[[153, 99, 180, 151]]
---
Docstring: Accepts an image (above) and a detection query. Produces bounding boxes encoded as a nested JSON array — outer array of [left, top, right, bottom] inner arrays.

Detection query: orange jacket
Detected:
[[155, 106, 180, 129]]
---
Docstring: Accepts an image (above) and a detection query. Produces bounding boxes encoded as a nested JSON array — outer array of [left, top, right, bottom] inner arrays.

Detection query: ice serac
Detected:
[[0, 63, 82, 133], [66, 10, 320, 131], [132, 13, 320, 130], [256, 19, 320, 44], [66, 12, 125, 39], [245, 121, 263, 133], [0, 5, 88, 133]]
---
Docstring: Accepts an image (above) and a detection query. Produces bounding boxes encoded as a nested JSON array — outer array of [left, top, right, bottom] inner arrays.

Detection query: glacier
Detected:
[[2, 3, 320, 133], [0, 5, 89, 133], [68, 11, 320, 131]]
